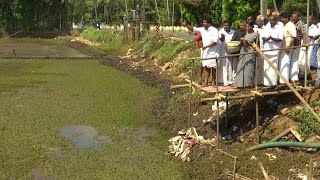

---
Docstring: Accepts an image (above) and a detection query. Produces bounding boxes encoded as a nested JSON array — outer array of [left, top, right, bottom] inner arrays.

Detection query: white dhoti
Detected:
[[201, 48, 218, 68], [298, 47, 311, 75], [291, 48, 300, 81], [263, 54, 278, 86], [217, 57, 233, 85], [279, 50, 292, 83]]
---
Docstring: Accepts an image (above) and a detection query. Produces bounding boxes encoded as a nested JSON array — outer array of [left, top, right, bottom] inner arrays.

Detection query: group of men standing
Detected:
[[180, 11, 320, 88]]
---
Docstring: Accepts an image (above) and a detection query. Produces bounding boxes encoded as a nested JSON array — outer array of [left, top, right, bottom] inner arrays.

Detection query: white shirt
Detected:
[[218, 28, 235, 55], [308, 24, 319, 44], [194, 26, 220, 58], [282, 21, 297, 48], [254, 25, 266, 49], [262, 25, 283, 55]]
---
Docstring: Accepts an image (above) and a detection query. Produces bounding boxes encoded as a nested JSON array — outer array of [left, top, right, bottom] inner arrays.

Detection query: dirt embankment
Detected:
[[68, 38, 320, 180]]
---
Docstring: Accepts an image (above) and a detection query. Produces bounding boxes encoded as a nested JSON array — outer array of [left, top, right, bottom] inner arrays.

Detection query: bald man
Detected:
[[266, 11, 283, 29]]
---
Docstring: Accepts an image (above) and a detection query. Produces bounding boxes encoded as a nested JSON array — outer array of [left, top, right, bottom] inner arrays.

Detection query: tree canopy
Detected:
[[0, 0, 311, 31]]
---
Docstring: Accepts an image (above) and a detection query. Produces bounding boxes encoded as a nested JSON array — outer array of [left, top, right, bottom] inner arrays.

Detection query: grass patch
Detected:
[[0, 59, 188, 179], [290, 100, 320, 139], [131, 35, 165, 59], [178, 50, 201, 72], [81, 28, 127, 55], [0, 60, 46, 92], [158, 40, 192, 64]]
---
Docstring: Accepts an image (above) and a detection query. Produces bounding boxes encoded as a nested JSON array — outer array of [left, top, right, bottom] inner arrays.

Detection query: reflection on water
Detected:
[[60, 125, 112, 150]]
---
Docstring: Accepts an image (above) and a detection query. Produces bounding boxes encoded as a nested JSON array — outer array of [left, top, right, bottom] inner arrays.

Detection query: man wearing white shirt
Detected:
[[254, 15, 266, 85], [218, 20, 235, 85], [180, 17, 219, 87], [261, 16, 283, 86], [305, 16, 319, 76], [279, 12, 297, 84]]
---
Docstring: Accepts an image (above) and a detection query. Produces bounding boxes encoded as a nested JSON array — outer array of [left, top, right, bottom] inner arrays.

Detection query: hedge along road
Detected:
[[0, 38, 188, 179]]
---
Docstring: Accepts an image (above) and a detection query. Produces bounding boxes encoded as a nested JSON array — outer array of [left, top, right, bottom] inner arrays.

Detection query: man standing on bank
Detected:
[[180, 17, 220, 87]]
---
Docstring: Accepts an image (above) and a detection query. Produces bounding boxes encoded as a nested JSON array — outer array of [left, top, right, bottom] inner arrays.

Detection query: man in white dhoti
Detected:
[[279, 12, 297, 84], [180, 17, 219, 87], [306, 16, 319, 75], [254, 15, 266, 85], [218, 20, 235, 86], [261, 16, 283, 87], [292, 11, 307, 80]]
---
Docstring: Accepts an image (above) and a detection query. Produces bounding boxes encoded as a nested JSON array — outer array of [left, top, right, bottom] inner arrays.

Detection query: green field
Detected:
[[0, 59, 188, 179]]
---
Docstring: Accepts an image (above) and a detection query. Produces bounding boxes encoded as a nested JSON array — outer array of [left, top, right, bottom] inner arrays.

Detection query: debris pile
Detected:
[[71, 37, 101, 46], [168, 127, 215, 162]]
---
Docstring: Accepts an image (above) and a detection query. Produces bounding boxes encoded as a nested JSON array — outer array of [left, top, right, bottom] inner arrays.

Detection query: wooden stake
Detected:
[[269, 128, 292, 142], [170, 84, 190, 89], [308, 157, 313, 180]]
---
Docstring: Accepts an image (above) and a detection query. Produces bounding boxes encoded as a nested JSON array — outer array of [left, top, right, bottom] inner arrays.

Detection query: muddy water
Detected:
[[60, 125, 112, 150], [0, 38, 90, 58]]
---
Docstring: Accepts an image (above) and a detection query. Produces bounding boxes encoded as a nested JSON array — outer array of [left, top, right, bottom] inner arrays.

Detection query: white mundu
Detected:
[[299, 24, 320, 75], [279, 21, 297, 83], [254, 26, 266, 85], [261, 25, 283, 86], [218, 28, 235, 85], [193, 26, 220, 68]]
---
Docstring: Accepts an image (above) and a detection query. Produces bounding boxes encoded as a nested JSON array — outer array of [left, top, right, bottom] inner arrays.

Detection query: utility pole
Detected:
[[134, 1, 141, 41], [142, 0, 146, 34], [260, 0, 267, 17]]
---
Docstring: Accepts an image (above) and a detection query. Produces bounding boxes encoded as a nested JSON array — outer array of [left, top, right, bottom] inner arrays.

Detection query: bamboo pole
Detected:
[[305, 0, 310, 88], [215, 58, 219, 146], [200, 89, 303, 102], [170, 84, 190, 89], [251, 42, 320, 124], [188, 43, 320, 62], [188, 59, 194, 126], [185, 79, 202, 88]]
